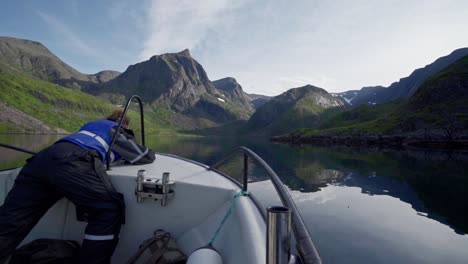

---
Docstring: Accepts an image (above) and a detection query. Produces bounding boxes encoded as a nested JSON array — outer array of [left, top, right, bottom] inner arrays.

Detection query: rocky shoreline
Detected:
[[271, 134, 468, 150]]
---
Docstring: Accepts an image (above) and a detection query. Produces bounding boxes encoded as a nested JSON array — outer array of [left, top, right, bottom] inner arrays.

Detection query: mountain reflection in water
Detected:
[[1, 135, 468, 263], [279, 147, 468, 236]]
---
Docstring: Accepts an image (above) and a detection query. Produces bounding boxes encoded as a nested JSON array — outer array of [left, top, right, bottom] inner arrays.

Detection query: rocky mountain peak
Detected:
[[246, 84, 344, 134], [97, 51, 254, 123], [212, 77, 241, 91], [178, 49, 191, 57], [104, 50, 212, 105], [212, 77, 254, 113], [148, 49, 192, 61], [279, 84, 328, 101]]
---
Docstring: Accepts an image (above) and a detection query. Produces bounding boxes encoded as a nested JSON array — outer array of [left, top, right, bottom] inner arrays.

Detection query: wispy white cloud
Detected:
[[138, 0, 468, 95], [139, 0, 250, 60], [36, 10, 99, 57]]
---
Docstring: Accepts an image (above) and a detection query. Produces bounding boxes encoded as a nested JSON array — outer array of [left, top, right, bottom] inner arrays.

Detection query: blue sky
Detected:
[[1, 0, 468, 95]]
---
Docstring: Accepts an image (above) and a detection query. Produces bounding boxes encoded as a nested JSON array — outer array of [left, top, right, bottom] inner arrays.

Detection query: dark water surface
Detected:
[[1, 135, 468, 263]]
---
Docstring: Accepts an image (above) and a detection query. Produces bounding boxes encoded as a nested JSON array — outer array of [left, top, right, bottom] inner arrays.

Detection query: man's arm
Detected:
[[109, 127, 155, 164]]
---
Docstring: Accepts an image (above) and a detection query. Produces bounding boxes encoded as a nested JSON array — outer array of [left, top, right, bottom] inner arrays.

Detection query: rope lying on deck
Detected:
[[207, 190, 249, 247]]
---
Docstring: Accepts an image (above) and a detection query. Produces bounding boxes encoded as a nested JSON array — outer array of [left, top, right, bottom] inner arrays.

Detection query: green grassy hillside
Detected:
[[0, 74, 178, 135], [263, 95, 337, 134], [246, 85, 344, 135], [291, 55, 468, 137], [296, 101, 406, 135]]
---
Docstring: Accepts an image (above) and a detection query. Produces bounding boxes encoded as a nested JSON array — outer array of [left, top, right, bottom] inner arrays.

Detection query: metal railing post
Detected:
[[106, 95, 145, 170], [267, 206, 291, 264]]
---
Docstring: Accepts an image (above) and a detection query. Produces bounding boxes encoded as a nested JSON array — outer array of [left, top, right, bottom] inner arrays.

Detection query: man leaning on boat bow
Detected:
[[0, 110, 155, 263]]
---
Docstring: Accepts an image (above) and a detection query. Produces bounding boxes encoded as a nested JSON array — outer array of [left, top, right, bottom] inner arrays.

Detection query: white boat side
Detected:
[[0, 153, 267, 263]]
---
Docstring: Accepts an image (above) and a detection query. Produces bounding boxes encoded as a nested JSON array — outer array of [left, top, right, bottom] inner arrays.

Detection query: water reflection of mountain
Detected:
[[285, 146, 468, 235], [3, 135, 467, 235], [341, 173, 428, 218], [148, 137, 468, 235]]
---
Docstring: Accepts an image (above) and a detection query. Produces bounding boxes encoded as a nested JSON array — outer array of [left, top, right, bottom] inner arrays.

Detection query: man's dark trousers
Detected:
[[0, 142, 125, 263]]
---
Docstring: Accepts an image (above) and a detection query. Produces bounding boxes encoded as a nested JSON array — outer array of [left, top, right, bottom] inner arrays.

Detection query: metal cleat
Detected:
[[135, 170, 175, 206]]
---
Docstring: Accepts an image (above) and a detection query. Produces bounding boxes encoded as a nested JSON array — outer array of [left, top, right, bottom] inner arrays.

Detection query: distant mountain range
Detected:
[[0, 36, 466, 139], [335, 48, 468, 106], [296, 54, 468, 137], [0, 37, 260, 132]]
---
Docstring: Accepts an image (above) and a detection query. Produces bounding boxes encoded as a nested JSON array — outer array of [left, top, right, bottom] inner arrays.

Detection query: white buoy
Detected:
[[187, 248, 223, 264]]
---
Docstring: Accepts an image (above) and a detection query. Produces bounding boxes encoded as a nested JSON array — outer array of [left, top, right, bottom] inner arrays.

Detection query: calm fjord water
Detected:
[[1, 134, 468, 263]]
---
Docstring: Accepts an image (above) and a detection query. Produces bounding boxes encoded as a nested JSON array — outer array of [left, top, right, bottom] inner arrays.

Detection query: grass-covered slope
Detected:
[[247, 85, 344, 135], [295, 101, 406, 135], [292, 55, 468, 137], [410, 55, 468, 108], [0, 74, 178, 134]]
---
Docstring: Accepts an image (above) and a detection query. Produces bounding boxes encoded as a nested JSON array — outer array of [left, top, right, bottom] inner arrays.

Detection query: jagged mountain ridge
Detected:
[[337, 48, 468, 106], [408, 54, 468, 117], [212, 77, 254, 112], [0, 36, 120, 87], [398, 54, 468, 135], [96, 50, 253, 123]]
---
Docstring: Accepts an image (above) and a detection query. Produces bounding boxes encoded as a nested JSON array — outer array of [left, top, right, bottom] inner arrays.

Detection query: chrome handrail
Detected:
[[106, 95, 145, 170], [210, 146, 322, 264]]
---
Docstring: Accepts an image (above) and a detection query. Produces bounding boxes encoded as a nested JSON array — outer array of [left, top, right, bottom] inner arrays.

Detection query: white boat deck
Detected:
[[0, 153, 267, 263]]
